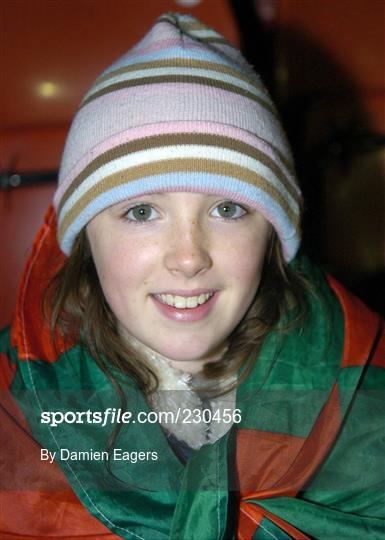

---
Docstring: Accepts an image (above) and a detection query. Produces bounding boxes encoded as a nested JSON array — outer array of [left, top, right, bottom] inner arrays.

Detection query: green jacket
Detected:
[[1, 205, 384, 539]]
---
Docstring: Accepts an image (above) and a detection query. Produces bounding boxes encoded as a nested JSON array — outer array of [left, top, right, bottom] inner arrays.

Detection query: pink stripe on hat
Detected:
[[58, 82, 285, 183]]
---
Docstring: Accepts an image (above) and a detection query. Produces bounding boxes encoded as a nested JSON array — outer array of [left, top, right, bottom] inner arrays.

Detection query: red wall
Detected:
[[277, 0, 385, 132]]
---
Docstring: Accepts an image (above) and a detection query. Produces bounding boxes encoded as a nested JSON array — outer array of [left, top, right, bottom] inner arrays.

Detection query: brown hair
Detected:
[[45, 229, 310, 399]]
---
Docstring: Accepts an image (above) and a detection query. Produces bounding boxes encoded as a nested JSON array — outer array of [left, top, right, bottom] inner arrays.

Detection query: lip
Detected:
[[150, 291, 219, 322]]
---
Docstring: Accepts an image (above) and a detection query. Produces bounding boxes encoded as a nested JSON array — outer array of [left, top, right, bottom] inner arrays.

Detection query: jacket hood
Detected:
[[10, 204, 73, 362]]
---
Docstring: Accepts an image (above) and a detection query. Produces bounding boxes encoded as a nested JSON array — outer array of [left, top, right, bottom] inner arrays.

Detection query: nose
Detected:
[[164, 220, 213, 278]]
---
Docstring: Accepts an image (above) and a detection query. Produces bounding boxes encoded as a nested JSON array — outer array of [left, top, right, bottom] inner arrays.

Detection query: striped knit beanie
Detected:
[[54, 12, 302, 261]]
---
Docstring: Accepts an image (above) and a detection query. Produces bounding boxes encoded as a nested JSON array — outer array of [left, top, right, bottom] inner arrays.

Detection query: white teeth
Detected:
[[157, 292, 213, 309], [186, 297, 198, 308], [174, 296, 187, 309]]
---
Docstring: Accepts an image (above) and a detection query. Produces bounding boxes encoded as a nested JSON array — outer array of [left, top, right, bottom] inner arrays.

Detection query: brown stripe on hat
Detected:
[[57, 133, 299, 215], [93, 58, 266, 92], [58, 158, 300, 243], [81, 75, 277, 116], [193, 36, 233, 45]]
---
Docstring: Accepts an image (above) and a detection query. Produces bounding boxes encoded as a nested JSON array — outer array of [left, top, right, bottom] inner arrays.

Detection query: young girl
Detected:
[[1, 13, 384, 540]]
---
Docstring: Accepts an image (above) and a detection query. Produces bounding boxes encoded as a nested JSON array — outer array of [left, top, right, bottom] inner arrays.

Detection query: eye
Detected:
[[211, 201, 247, 220], [124, 204, 159, 222]]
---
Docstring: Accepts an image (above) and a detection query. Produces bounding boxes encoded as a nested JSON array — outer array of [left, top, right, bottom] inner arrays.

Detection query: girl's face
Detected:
[[87, 192, 271, 373]]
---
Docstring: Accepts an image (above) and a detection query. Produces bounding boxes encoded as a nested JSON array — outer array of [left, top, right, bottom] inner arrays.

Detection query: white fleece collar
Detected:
[[144, 349, 237, 450]]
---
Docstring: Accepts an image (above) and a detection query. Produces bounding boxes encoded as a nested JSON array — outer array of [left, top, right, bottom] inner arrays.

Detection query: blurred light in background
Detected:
[[37, 81, 59, 98]]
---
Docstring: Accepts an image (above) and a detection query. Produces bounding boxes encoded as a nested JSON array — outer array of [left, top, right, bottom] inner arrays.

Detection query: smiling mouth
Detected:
[[153, 292, 214, 309]]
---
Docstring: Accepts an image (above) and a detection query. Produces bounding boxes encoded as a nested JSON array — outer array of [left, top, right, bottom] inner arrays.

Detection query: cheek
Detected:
[[91, 237, 158, 302], [221, 233, 267, 284]]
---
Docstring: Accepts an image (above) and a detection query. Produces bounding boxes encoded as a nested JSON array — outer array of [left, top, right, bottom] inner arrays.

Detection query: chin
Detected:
[[156, 346, 209, 363], [154, 338, 226, 366]]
